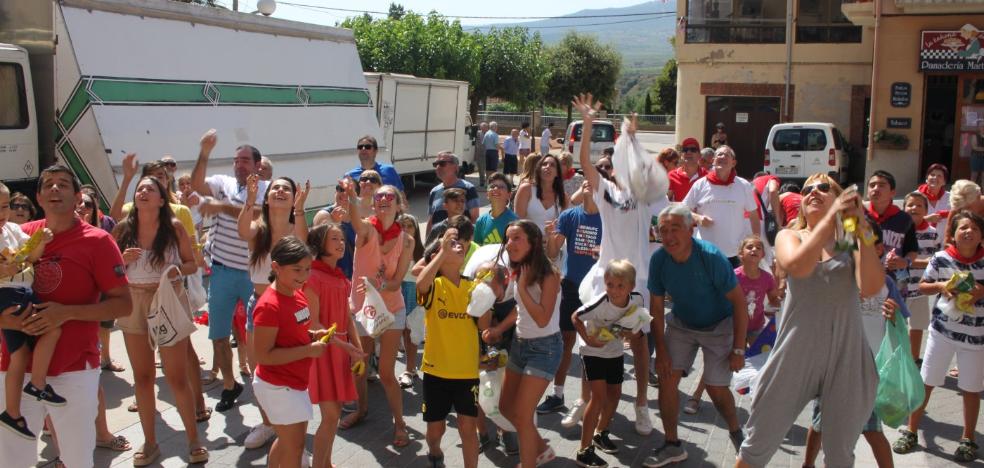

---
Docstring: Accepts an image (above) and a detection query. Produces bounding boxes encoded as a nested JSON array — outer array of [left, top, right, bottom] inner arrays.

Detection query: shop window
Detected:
[[796, 0, 862, 43], [0, 63, 29, 129], [686, 0, 786, 43]]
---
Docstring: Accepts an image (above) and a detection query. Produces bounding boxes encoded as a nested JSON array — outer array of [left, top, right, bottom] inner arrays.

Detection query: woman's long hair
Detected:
[[112, 177, 180, 269], [535, 154, 568, 210], [497, 219, 555, 287], [791, 173, 843, 230], [251, 177, 298, 269]]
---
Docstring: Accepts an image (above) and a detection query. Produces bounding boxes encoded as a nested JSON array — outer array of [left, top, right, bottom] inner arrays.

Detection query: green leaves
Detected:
[[544, 33, 622, 110]]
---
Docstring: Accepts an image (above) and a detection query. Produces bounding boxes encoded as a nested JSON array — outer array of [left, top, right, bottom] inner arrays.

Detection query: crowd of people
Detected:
[[0, 91, 981, 468]]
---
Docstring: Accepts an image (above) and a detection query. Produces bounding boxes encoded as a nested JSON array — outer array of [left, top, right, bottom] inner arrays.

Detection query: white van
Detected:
[[564, 120, 617, 165], [763, 123, 849, 184]]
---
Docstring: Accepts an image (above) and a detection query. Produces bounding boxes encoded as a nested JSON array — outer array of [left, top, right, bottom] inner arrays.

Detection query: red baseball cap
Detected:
[[681, 137, 701, 149]]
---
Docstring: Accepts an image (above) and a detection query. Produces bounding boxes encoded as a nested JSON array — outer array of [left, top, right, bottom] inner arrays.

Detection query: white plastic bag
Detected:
[[148, 266, 197, 349], [611, 117, 669, 205], [356, 278, 395, 338], [468, 282, 497, 318], [407, 305, 426, 345], [479, 369, 515, 431], [615, 305, 652, 334], [185, 269, 207, 312]]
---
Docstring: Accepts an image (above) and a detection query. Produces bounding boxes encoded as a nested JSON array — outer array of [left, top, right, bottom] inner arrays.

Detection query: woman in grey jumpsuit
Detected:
[[736, 174, 884, 468]]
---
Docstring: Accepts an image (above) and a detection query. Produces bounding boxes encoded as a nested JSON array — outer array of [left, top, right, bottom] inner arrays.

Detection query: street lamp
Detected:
[[254, 0, 276, 16]]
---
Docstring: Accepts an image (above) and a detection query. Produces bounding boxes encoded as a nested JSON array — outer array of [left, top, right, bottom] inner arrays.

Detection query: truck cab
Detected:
[[0, 43, 38, 191]]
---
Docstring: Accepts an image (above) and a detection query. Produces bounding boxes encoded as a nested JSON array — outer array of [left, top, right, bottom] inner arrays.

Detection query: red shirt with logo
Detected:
[[668, 166, 707, 202], [1, 219, 128, 376], [253, 287, 313, 390]]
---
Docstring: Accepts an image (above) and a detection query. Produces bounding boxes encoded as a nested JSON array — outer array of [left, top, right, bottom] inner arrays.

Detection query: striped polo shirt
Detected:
[[205, 174, 267, 271], [922, 249, 984, 348]]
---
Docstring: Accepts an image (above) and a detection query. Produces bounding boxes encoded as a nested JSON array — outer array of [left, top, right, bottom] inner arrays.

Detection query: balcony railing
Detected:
[[686, 20, 786, 44]]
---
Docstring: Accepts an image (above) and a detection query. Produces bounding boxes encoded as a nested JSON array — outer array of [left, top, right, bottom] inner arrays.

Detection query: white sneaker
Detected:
[[561, 399, 586, 428], [301, 449, 312, 468], [634, 405, 653, 436], [244, 423, 276, 449]]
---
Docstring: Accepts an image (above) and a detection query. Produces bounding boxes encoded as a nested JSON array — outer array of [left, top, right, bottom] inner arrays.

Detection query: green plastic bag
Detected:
[[873, 312, 925, 428]]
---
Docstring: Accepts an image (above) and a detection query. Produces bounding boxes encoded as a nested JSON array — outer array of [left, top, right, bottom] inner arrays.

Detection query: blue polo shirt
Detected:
[[345, 162, 404, 192], [483, 130, 499, 151], [502, 137, 520, 155], [648, 238, 737, 329]]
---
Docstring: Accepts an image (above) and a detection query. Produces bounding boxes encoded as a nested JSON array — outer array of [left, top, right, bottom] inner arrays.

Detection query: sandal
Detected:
[[127, 402, 139, 412], [240, 364, 252, 378], [132, 444, 160, 467], [683, 397, 700, 415], [339, 411, 366, 430], [195, 408, 213, 423], [96, 434, 132, 451], [398, 371, 416, 389], [189, 446, 209, 464], [393, 423, 410, 448], [100, 360, 126, 372], [536, 445, 556, 465], [893, 429, 918, 454], [201, 370, 219, 385]]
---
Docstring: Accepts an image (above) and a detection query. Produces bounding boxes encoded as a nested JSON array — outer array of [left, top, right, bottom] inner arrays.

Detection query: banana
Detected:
[[11, 229, 45, 264], [319, 323, 338, 343], [351, 360, 365, 376], [597, 327, 616, 342]]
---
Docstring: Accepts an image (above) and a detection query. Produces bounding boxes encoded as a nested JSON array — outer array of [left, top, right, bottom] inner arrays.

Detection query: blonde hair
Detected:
[[604, 259, 636, 286], [738, 234, 765, 255], [949, 179, 981, 211], [558, 152, 574, 170], [792, 173, 844, 230]]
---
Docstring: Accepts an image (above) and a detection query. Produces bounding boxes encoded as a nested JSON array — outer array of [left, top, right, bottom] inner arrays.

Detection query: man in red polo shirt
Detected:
[[667, 137, 707, 202], [0, 165, 131, 468]]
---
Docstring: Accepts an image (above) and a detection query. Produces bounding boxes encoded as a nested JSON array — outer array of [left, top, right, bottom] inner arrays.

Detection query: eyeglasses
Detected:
[[373, 192, 396, 202], [9, 203, 30, 211], [433, 160, 454, 167], [801, 183, 832, 196], [357, 144, 375, 150], [682, 146, 700, 153], [359, 177, 381, 184], [488, 183, 508, 191]]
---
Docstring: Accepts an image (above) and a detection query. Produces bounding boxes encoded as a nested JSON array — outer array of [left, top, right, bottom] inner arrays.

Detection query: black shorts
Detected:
[[503, 154, 518, 175], [559, 278, 581, 332], [581, 355, 624, 385], [0, 286, 38, 354], [422, 373, 480, 422]]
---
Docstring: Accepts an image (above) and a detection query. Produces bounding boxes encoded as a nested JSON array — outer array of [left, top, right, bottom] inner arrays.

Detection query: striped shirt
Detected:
[[907, 225, 941, 297], [922, 250, 984, 349], [205, 174, 267, 271]]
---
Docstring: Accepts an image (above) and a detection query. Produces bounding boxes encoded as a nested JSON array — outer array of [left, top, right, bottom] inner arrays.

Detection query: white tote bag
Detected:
[[148, 265, 197, 349], [611, 117, 669, 205], [356, 278, 395, 338]]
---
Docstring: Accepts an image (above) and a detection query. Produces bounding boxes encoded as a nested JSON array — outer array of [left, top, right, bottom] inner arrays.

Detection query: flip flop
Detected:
[[100, 360, 126, 372], [132, 444, 160, 467], [393, 424, 410, 448], [189, 446, 209, 464], [127, 402, 139, 413], [195, 408, 213, 423], [96, 435, 132, 451], [338, 411, 366, 430]]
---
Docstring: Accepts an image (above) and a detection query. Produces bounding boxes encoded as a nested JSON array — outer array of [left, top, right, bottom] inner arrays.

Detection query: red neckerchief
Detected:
[[865, 203, 901, 224], [945, 244, 984, 264], [917, 184, 944, 203], [312, 259, 346, 278], [915, 220, 930, 231], [706, 169, 736, 186], [369, 215, 402, 243], [564, 168, 576, 180]]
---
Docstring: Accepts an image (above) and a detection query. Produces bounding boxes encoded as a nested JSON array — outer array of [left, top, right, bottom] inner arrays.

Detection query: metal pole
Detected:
[[233, 0, 238, 12], [784, 0, 793, 122]]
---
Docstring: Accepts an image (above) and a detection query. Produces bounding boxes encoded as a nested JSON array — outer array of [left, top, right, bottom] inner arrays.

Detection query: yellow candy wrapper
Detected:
[[944, 271, 976, 294]]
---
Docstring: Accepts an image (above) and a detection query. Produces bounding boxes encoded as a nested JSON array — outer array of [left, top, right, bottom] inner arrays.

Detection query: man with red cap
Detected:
[[667, 138, 707, 202]]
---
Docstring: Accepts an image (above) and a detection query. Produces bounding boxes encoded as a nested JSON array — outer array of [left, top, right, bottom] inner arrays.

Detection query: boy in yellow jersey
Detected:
[[417, 226, 492, 468]]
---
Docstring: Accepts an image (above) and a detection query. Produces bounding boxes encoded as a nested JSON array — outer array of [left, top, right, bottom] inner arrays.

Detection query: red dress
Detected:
[[307, 260, 357, 403]]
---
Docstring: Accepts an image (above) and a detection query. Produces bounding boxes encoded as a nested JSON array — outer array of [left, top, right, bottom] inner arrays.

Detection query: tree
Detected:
[[543, 33, 622, 123], [470, 27, 548, 118], [387, 3, 406, 20], [650, 58, 677, 115], [644, 93, 653, 115]]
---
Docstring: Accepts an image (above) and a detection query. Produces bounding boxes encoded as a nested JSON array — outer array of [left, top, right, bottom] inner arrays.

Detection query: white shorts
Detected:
[[921, 329, 984, 393], [252, 375, 313, 425], [906, 295, 931, 331], [0, 368, 100, 468]]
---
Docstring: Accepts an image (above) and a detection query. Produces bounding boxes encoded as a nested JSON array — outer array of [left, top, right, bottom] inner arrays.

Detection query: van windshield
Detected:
[[772, 129, 827, 151], [574, 124, 615, 142]]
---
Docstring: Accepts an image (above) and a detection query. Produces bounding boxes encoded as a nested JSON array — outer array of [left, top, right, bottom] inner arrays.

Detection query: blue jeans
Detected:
[[507, 332, 562, 380]]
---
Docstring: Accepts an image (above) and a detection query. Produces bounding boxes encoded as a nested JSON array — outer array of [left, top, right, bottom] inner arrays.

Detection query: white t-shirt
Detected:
[[0, 222, 32, 288], [541, 128, 552, 149], [514, 280, 561, 339], [576, 292, 645, 358], [205, 174, 268, 271], [519, 129, 532, 150], [682, 176, 757, 257], [647, 193, 671, 259]]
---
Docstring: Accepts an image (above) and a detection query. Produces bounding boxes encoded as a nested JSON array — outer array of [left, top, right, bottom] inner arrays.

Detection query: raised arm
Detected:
[[292, 180, 311, 243], [237, 174, 260, 243], [417, 229, 455, 295], [191, 129, 218, 197], [109, 153, 140, 221], [572, 93, 603, 189]]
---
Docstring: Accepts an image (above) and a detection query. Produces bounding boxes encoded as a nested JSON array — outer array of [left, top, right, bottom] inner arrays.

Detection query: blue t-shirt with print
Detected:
[[475, 209, 519, 246], [557, 206, 602, 283], [648, 238, 738, 329]]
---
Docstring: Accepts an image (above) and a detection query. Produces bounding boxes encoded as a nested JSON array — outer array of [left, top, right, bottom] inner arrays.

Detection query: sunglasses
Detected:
[[79, 201, 95, 209], [9, 203, 30, 211], [682, 146, 700, 153], [162, 160, 176, 168], [596, 164, 612, 171], [357, 144, 375, 150], [359, 177, 381, 184], [373, 192, 396, 202], [433, 160, 454, 167], [801, 183, 832, 196], [488, 183, 508, 191]]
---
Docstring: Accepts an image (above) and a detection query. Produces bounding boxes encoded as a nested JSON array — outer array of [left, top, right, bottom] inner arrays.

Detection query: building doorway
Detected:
[[921, 75, 957, 178], [705, 96, 781, 178]]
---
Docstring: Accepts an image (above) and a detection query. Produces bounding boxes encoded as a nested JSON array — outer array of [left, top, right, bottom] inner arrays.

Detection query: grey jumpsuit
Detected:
[[738, 251, 878, 468]]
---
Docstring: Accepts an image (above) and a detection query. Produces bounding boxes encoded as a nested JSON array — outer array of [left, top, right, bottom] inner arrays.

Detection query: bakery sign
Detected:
[[920, 25, 984, 72]]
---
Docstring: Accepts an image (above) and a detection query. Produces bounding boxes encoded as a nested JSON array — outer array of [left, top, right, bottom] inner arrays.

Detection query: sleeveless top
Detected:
[[127, 246, 181, 284], [250, 253, 272, 285], [514, 280, 561, 339], [350, 227, 406, 313], [525, 195, 561, 234]]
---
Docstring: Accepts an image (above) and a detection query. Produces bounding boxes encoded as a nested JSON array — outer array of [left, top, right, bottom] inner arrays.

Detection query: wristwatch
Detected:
[[732, 348, 745, 356]]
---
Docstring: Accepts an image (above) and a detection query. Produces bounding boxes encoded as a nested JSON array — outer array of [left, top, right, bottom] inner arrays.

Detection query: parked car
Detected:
[[763, 123, 849, 184], [563, 120, 617, 165]]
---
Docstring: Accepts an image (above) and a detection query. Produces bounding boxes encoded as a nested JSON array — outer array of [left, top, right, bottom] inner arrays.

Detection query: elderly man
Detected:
[[502, 129, 521, 177], [682, 145, 760, 267], [426, 151, 480, 236], [699, 147, 714, 172], [346, 135, 404, 191], [0, 165, 132, 467], [645, 204, 748, 467], [191, 129, 267, 412], [258, 156, 273, 181], [474, 122, 489, 186], [483, 121, 502, 173], [667, 137, 707, 202]]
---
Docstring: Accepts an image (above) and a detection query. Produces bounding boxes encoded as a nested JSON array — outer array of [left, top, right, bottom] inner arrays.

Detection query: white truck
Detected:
[[364, 72, 474, 187], [0, 0, 383, 211]]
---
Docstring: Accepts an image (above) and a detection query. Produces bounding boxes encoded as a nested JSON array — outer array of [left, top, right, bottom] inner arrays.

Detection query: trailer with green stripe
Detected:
[[0, 0, 382, 210]]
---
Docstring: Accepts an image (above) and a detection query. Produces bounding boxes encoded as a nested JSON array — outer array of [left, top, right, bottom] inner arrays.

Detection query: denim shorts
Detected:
[[507, 332, 562, 380], [207, 261, 254, 340], [0, 286, 38, 354]]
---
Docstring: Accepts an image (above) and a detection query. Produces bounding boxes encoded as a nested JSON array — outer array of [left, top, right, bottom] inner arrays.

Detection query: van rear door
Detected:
[[771, 127, 828, 179], [0, 46, 38, 182]]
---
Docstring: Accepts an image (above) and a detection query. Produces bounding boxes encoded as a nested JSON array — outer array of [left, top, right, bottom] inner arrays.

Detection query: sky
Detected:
[[225, 0, 656, 27]]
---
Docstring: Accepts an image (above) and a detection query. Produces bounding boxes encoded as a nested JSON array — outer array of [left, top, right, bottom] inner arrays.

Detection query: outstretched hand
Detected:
[[295, 180, 311, 212], [572, 93, 603, 123], [200, 129, 218, 155], [245, 174, 260, 205], [122, 153, 139, 180]]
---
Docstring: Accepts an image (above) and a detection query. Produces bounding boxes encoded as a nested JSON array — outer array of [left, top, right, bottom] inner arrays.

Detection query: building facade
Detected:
[[675, 0, 984, 189]]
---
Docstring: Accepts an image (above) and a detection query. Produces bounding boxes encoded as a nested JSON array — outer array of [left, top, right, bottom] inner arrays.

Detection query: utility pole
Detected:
[[233, 0, 238, 11]]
